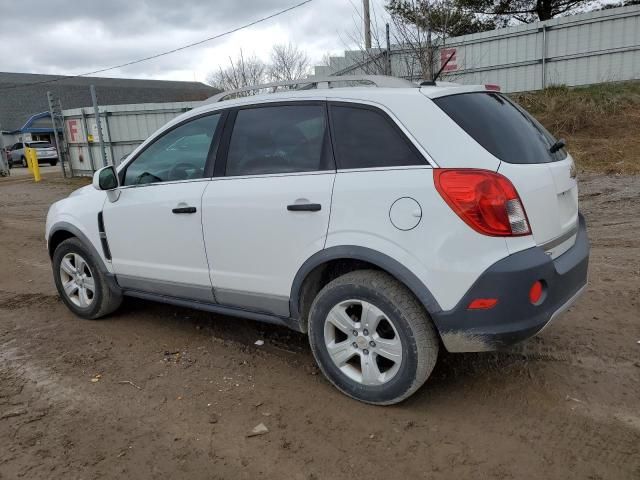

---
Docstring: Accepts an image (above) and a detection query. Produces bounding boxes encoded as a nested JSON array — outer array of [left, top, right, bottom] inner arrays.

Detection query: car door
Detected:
[[102, 112, 224, 302], [201, 102, 335, 316], [10, 143, 22, 163]]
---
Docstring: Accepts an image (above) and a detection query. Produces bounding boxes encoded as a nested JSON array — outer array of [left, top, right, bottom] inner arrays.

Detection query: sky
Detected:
[[0, 0, 390, 84]]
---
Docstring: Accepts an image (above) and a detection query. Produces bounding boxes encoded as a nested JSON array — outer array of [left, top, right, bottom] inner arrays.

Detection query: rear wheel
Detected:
[[49, 160, 57, 166], [52, 238, 122, 319], [308, 270, 439, 405]]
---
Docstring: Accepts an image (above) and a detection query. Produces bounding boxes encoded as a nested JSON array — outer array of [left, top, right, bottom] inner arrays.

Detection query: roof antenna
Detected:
[[420, 51, 455, 86]]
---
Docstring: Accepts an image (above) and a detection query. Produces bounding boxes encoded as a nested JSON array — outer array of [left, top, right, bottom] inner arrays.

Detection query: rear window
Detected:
[[434, 92, 566, 164], [28, 142, 53, 148]]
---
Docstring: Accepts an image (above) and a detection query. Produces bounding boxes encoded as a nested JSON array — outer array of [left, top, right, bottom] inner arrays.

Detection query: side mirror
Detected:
[[93, 165, 119, 191]]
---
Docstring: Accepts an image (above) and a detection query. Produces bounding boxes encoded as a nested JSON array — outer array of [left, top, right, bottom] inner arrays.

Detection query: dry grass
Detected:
[[511, 82, 640, 174]]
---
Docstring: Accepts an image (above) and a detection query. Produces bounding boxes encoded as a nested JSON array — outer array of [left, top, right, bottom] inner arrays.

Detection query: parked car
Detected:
[[8, 141, 58, 167], [45, 77, 589, 405]]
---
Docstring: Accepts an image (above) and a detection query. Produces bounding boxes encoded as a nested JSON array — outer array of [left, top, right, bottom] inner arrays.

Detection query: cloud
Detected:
[[0, 0, 389, 82]]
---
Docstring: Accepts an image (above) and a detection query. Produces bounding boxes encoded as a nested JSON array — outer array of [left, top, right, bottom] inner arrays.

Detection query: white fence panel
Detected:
[[62, 101, 201, 176], [316, 5, 640, 93]]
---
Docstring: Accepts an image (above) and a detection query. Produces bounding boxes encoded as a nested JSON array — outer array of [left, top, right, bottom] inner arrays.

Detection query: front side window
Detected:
[[123, 114, 220, 186], [225, 105, 330, 177], [330, 105, 426, 169]]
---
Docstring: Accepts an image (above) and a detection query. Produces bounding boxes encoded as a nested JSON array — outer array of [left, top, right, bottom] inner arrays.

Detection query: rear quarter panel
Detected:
[[325, 168, 511, 311]]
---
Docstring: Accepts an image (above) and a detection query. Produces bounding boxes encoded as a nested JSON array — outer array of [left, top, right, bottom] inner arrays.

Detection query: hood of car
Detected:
[[68, 184, 94, 198]]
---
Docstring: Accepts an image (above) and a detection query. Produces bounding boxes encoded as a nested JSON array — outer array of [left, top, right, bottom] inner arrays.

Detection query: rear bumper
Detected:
[[432, 213, 589, 352]]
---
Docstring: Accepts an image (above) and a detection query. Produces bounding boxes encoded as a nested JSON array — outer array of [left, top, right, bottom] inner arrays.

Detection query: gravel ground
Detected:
[[0, 172, 638, 479]]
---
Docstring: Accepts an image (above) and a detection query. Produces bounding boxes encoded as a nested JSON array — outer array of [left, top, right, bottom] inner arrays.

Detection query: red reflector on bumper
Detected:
[[529, 281, 544, 304], [468, 298, 498, 310]]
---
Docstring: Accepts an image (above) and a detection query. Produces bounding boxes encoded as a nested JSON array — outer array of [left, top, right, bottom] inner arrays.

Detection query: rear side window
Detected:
[[330, 105, 426, 169], [225, 105, 331, 177], [434, 92, 566, 164]]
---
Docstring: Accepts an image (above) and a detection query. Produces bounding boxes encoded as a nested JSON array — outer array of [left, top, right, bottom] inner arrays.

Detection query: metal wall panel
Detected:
[[62, 101, 200, 176], [318, 5, 640, 93]]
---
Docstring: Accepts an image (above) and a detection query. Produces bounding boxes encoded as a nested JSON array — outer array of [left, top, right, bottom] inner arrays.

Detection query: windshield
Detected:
[[433, 92, 566, 164], [28, 142, 53, 149]]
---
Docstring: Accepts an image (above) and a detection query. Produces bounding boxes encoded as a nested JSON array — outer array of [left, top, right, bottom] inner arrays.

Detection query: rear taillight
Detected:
[[434, 169, 531, 237]]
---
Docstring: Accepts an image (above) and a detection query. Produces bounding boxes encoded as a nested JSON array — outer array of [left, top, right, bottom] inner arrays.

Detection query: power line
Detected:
[[0, 0, 313, 91]]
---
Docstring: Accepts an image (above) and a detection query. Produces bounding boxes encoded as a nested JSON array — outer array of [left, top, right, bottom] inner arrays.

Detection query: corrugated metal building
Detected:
[[315, 4, 640, 93]]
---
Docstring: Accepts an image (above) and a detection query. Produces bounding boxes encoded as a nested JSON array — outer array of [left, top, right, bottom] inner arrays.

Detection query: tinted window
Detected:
[[330, 105, 425, 169], [123, 114, 220, 186], [225, 105, 330, 176], [434, 92, 566, 164]]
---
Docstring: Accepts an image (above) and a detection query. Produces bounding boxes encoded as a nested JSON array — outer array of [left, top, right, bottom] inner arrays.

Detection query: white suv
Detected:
[[9, 141, 59, 167], [45, 77, 589, 404]]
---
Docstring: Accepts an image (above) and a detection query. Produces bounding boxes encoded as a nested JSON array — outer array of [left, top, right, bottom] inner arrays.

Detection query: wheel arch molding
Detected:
[[48, 221, 122, 295], [289, 245, 442, 328], [48, 222, 109, 272]]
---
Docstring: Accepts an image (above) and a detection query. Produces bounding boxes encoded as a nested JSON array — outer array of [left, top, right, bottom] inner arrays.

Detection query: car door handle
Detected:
[[287, 203, 321, 212], [172, 206, 197, 214]]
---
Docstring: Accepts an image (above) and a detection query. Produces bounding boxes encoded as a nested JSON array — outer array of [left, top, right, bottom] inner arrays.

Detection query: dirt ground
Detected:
[[3, 165, 60, 178], [1, 172, 638, 479]]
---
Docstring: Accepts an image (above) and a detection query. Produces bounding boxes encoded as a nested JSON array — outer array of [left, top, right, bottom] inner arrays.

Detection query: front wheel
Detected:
[[52, 238, 122, 319], [21, 156, 27, 167], [308, 270, 439, 405]]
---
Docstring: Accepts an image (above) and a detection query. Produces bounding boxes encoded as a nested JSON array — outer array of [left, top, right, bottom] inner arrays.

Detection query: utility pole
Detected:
[[427, 27, 434, 81], [385, 23, 392, 76], [424, 3, 434, 81], [90, 85, 108, 168], [363, 0, 372, 50]]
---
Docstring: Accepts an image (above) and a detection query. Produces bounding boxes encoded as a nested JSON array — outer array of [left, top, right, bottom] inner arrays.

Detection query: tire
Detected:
[[308, 270, 439, 405], [49, 160, 58, 166], [21, 156, 27, 167], [52, 238, 122, 319]]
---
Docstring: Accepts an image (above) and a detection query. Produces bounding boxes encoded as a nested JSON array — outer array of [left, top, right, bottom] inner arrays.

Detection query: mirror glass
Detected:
[[98, 166, 118, 190]]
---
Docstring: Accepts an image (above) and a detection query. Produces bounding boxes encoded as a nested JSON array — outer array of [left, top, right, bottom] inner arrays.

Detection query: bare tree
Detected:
[[268, 43, 310, 83], [206, 49, 267, 93], [332, 0, 485, 82], [388, 0, 436, 80]]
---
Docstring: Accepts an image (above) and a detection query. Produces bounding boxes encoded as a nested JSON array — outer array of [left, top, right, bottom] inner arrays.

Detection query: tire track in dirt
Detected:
[[0, 291, 59, 310]]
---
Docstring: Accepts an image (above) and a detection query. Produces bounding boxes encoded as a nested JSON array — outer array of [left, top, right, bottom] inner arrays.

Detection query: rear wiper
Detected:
[[549, 138, 566, 153]]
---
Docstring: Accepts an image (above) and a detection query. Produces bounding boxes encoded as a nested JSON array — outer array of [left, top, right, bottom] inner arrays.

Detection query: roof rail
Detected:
[[204, 75, 417, 103]]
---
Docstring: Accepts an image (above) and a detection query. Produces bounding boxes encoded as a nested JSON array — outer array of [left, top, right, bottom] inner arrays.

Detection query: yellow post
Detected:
[[25, 147, 41, 182], [25, 147, 33, 172]]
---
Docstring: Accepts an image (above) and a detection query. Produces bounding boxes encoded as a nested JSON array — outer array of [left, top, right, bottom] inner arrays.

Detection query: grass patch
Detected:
[[511, 81, 640, 174]]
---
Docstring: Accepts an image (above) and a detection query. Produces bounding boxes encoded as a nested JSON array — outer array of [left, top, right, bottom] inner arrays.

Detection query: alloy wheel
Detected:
[[59, 253, 95, 308], [324, 299, 403, 386]]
